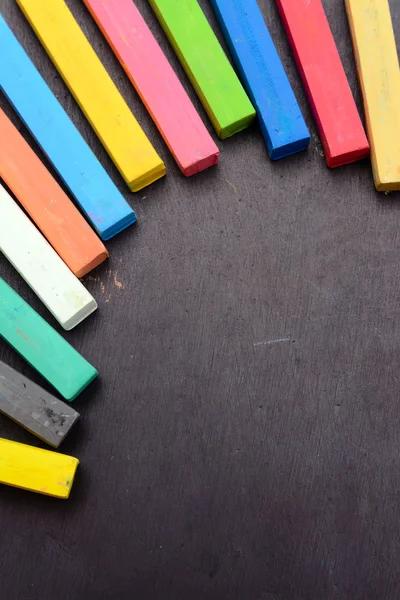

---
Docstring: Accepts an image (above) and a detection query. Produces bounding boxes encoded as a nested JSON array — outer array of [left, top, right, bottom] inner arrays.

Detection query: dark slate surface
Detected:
[[0, 0, 399, 598]]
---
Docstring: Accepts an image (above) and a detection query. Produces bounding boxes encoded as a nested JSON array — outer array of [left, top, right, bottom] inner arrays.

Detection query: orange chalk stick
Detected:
[[0, 109, 108, 278]]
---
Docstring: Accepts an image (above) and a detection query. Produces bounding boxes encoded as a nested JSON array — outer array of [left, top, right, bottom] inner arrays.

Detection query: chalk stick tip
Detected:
[[62, 298, 98, 331], [64, 366, 98, 402], [101, 211, 137, 241], [218, 110, 257, 140], [270, 135, 311, 160], [374, 178, 400, 193], [182, 148, 219, 176], [48, 413, 80, 448], [326, 145, 370, 169], [75, 249, 109, 279], [129, 162, 166, 192], [59, 458, 80, 499]]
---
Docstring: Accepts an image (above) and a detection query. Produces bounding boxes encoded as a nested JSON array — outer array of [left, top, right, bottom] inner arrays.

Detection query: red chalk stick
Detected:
[[83, 0, 219, 176], [275, 0, 369, 168]]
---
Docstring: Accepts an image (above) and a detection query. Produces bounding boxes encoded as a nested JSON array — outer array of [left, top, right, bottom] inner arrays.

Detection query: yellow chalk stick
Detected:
[[345, 0, 400, 191], [0, 438, 79, 499], [16, 0, 165, 192]]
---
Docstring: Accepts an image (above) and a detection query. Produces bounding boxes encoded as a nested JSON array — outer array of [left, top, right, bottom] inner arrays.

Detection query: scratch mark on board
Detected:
[[226, 179, 237, 193], [253, 337, 291, 347]]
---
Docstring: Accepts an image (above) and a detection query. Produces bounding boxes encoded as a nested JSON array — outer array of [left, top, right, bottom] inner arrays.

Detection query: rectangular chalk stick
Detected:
[[0, 109, 108, 278], [275, 0, 369, 167], [210, 0, 310, 159], [345, 0, 400, 190], [148, 0, 256, 139], [16, 0, 166, 192], [0, 277, 98, 401], [0, 16, 136, 240], [83, 0, 219, 176], [0, 184, 97, 331], [0, 360, 79, 448], [0, 437, 79, 498]]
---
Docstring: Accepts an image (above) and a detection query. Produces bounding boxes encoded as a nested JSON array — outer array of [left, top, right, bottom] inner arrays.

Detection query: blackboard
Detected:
[[1, 1, 399, 598]]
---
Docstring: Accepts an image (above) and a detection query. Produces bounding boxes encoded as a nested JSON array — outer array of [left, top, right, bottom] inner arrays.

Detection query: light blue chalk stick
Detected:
[[210, 0, 310, 160], [0, 16, 136, 240]]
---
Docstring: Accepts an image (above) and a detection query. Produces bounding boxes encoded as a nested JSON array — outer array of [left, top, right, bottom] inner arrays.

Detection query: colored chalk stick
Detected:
[[275, 0, 369, 168], [0, 16, 136, 240], [0, 184, 97, 331], [0, 361, 79, 448], [83, 0, 219, 177], [148, 0, 256, 139], [0, 109, 108, 278], [16, 0, 166, 192], [0, 437, 79, 498], [345, 0, 400, 190], [0, 277, 98, 401], [211, 0, 310, 160]]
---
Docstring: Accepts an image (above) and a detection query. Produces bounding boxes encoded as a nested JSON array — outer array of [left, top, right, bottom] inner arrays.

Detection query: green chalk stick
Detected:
[[148, 0, 256, 139], [0, 278, 98, 401]]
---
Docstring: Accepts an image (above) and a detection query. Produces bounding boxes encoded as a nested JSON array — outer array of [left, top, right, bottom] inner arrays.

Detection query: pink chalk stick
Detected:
[[83, 0, 219, 176]]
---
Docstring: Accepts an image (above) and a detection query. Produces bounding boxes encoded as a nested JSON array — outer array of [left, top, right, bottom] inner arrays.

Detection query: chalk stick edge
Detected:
[[63, 367, 98, 402], [129, 162, 166, 192], [183, 149, 219, 176], [12, 457, 79, 499], [62, 298, 98, 331], [0, 406, 80, 448], [327, 146, 370, 169], [75, 248, 109, 278]]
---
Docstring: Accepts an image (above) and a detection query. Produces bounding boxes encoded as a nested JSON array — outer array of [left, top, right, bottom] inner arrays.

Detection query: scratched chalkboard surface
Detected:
[[0, 1, 399, 598]]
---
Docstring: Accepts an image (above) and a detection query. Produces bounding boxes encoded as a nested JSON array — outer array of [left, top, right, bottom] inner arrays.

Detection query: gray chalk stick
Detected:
[[0, 360, 79, 447]]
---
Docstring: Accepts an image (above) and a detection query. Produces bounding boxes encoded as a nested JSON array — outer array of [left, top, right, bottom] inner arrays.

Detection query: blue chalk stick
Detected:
[[0, 16, 136, 240], [210, 0, 310, 159]]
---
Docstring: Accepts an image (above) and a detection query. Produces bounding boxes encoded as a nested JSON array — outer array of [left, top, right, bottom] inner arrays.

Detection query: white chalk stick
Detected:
[[0, 184, 97, 330]]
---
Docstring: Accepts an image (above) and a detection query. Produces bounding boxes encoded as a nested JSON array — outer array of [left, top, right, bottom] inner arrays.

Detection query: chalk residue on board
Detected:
[[85, 275, 105, 293], [83, 270, 125, 303], [113, 271, 124, 289], [85, 275, 99, 283]]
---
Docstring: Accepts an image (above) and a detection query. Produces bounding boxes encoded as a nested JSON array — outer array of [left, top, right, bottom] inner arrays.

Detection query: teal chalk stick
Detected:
[[0, 278, 98, 401], [0, 15, 136, 241], [211, 0, 310, 159]]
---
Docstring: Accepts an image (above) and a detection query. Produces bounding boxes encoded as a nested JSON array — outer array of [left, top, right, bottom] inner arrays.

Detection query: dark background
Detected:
[[1, 1, 399, 598]]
